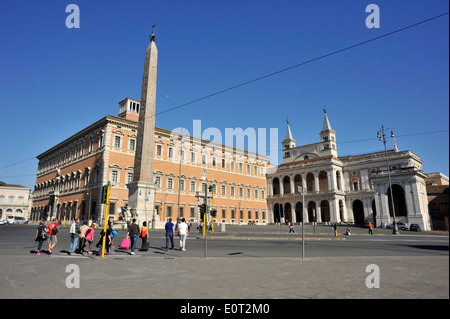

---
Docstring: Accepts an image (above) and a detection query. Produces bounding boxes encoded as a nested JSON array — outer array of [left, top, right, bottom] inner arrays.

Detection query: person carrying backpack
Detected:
[[35, 220, 47, 255], [46, 218, 59, 254]]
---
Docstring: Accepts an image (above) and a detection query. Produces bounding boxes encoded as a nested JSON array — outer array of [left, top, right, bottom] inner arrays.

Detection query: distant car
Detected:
[[0, 219, 6, 225], [7, 216, 25, 224], [386, 222, 409, 230], [410, 224, 422, 231]]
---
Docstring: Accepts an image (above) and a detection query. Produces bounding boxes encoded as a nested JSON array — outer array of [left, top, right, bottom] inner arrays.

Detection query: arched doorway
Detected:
[[283, 176, 291, 194], [319, 171, 328, 191], [308, 201, 316, 223], [295, 202, 303, 223], [387, 184, 407, 217], [284, 203, 292, 223], [306, 173, 315, 192], [273, 203, 282, 223], [372, 199, 377, 225], [321, 200, 330, 222], [352, 200, 365, 225], [294, 174, 303, 193], [272, 178, 280, 195]]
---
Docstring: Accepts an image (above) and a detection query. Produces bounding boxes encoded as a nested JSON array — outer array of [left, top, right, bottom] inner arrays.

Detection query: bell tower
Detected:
[[282, 119, 296, 159], [319, 109, 337, 157]]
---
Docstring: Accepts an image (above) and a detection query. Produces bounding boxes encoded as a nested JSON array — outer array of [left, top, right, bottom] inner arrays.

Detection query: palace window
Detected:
[[129, 139, 135, 151], [114, 136, 121, 148], [166, 206, 172, 218], [221, 185, 226, 196], [179, 179, 185, 191], [155, 176, 161, 188], [127, 172, 133, 184], [111, 171, 118, 185]]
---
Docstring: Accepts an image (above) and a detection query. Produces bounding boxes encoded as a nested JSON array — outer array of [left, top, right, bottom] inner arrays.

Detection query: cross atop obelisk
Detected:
[[127, 27, 159, 227]]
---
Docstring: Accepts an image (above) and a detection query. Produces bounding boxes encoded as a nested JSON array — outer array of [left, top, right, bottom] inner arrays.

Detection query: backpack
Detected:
[[51, 225, 59, 235], [38, 228, 48, 241], [111, 230, 118, 238]]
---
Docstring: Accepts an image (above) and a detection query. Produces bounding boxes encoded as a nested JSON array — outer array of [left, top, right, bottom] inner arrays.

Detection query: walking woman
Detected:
[[140, 221, 149, 247], [34, 220, 47, 255], [84, 224, 95, 254], [97, 223, 112, 255]]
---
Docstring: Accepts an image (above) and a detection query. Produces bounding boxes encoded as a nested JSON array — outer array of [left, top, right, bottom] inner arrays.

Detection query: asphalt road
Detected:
[[0, 224, 448, 301], [0, 224, 447, 259]]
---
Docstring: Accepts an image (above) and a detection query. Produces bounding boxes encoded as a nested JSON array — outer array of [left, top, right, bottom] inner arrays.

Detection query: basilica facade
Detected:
[[266, 112, 431, 231]]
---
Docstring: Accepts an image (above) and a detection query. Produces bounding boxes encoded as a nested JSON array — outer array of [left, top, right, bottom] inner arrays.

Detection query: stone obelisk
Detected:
[[127, 26, 159, 228]]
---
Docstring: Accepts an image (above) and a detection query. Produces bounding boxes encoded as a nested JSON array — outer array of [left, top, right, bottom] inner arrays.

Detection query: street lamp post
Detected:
[[377, 125, 399, 235], [298, 186, 305, 259]]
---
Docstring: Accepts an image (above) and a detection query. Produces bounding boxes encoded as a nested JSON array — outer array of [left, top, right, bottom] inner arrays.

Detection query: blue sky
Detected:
[[0, 0, 448, 190]]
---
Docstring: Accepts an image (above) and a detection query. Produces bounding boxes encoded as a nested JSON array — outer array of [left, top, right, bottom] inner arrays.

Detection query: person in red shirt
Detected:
[[46, 218, 59, 254], [368, 222, 374, 235]]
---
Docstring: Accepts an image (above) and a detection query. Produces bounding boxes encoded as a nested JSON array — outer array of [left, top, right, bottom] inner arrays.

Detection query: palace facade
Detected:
[[31, 98, 270, 226]]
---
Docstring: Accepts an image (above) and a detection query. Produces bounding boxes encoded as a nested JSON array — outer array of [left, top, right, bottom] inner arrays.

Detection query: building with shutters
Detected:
[[31, 98, 270, 227]]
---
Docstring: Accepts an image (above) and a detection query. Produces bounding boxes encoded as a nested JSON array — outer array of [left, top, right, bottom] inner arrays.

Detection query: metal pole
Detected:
[[101, 181, 111, 259], [176, 136, 183, 223], [302, 187, 305, 259], [379, 125, 399, 235], [204, 186, 208, 259]]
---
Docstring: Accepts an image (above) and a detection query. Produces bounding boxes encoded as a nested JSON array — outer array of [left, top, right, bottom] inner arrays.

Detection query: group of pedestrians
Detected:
[[126, 219, 148, 255], [34, 218, 151, 256], [164, 217, 189, 251], [34, 218, 59, 255], [34, 218, 97, 255]]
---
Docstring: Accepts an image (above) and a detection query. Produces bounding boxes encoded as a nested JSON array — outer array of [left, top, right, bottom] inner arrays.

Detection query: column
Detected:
[[329, 169, 336, 191], [316, 200, 322, 223], [291, 202, 296, 223]]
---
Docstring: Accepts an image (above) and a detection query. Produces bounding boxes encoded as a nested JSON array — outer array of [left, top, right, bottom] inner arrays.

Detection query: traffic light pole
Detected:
[[101, 181, 111, 259], [204, 186, 208, 259], [211, 190, 214, 233]]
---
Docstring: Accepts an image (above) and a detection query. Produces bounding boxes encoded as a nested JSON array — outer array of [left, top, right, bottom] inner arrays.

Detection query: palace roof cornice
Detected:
[[37, 114, 270, 163]]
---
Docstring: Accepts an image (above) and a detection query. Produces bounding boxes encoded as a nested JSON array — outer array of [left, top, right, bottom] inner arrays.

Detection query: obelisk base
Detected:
[[127, 181, 162, 229]]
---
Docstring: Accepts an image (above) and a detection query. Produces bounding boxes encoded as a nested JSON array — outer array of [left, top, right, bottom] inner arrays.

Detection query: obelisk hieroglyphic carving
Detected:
[[127, 26, 159, 227]]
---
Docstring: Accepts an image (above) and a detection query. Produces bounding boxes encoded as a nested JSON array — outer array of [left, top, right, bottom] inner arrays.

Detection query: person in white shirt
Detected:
[[178, 218, 189, 251]]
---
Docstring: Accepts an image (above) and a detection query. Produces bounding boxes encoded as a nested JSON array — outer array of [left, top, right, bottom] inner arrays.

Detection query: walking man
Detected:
[[46, 218, 59, 254], [368, 222, 374, 235], [289, 222, 296, 233], [127, 219, 140, 255], [69, 218, 81, 255], [165, 218, 175, 251], [178, 218, 189, 251]]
